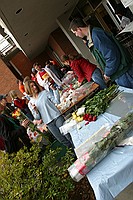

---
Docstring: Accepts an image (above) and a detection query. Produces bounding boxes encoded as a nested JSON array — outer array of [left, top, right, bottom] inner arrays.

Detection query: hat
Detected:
[[0, 94, 8, 101]]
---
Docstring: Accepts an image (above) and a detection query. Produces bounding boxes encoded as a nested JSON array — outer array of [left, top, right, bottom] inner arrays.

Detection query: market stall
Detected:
[[60, 86, 133, 200]]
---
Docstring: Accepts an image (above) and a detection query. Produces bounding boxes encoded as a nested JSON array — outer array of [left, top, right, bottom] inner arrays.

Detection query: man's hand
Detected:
[[21, 119, 30, 128], [104, 74, 110, 82], [33, 119, 43, 125], [50, 84, 56, 90], [78, 81, 82, 87], [67, 71, 73, 74]]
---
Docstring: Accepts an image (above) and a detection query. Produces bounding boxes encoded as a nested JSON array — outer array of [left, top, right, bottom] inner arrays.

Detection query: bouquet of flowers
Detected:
[[12, 108, 50, 144]]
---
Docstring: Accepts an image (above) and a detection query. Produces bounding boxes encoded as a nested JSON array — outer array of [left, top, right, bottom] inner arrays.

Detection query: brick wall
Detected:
[[31, 50, 50, 67], [48, 34, 65, 58], [10, 50, 33, 77], [49, 27, 77, 58], [0, 58, 22, 101]]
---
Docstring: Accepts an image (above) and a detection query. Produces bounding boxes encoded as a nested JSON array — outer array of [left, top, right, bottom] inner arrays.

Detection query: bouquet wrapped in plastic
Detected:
[[12, 108, 50, 144], [68, 112, 133, 182]]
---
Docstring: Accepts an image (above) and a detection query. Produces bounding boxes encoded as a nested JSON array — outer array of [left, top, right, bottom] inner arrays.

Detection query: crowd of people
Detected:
[[0, 17, 133, 154], [0, 60, 74, 154]]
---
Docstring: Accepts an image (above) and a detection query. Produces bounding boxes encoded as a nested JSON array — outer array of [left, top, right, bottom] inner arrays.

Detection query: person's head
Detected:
[[17, 79, 23, 85], [33, 62, 42, 71], [60, 54, 81, 65], [23, 76, 30, 85], [31, 67, 37, 75], [60, 55, 70, 65], [24, 80, 41, 98], [50, 60, 57, 65], [45, 60, 51, 66], [9, 90, 18, 99], [69, 18, 88, 38], [0, 94, 8, 107]]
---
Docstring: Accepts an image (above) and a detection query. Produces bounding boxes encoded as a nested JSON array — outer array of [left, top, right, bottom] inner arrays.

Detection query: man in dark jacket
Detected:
[[69, 18, 133, 89], [45, 60, 64, 81], [0, 95, 32, 153]]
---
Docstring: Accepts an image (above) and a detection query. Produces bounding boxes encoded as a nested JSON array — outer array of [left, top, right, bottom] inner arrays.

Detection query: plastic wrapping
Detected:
[[75, 124, 111, 158], [12, 108, 50, 144], [68, 112, 133, 182], [106, 92, 133, 117]]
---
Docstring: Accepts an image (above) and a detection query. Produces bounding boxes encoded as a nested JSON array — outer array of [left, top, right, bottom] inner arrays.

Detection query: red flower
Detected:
[[34, 132, 37, 137]]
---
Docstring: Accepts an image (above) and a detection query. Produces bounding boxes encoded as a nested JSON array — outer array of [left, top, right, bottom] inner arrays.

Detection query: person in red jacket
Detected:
[[9, 90, 34, 121], [60, 54, 107, 89]]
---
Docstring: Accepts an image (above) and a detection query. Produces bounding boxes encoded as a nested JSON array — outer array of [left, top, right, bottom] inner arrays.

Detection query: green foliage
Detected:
[[0, 144, 75, 200], [85, 84, 119, 116]]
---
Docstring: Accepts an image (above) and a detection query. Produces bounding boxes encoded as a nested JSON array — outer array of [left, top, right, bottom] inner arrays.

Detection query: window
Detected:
[[0, 34, 15, 56]]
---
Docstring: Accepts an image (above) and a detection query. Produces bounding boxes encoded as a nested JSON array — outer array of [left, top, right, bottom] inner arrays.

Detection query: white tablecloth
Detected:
[[66, 86, 133, 200], [87, 143, 133, 200]]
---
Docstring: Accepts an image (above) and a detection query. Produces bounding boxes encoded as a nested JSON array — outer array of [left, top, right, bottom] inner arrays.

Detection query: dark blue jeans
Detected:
[[47, 115, 74, 148], [92, 68, 107, 89], [116, 65, 133, 89]]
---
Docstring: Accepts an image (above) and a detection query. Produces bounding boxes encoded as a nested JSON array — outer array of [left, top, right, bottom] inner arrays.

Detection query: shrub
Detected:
[[0, 144, 75, 200]]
